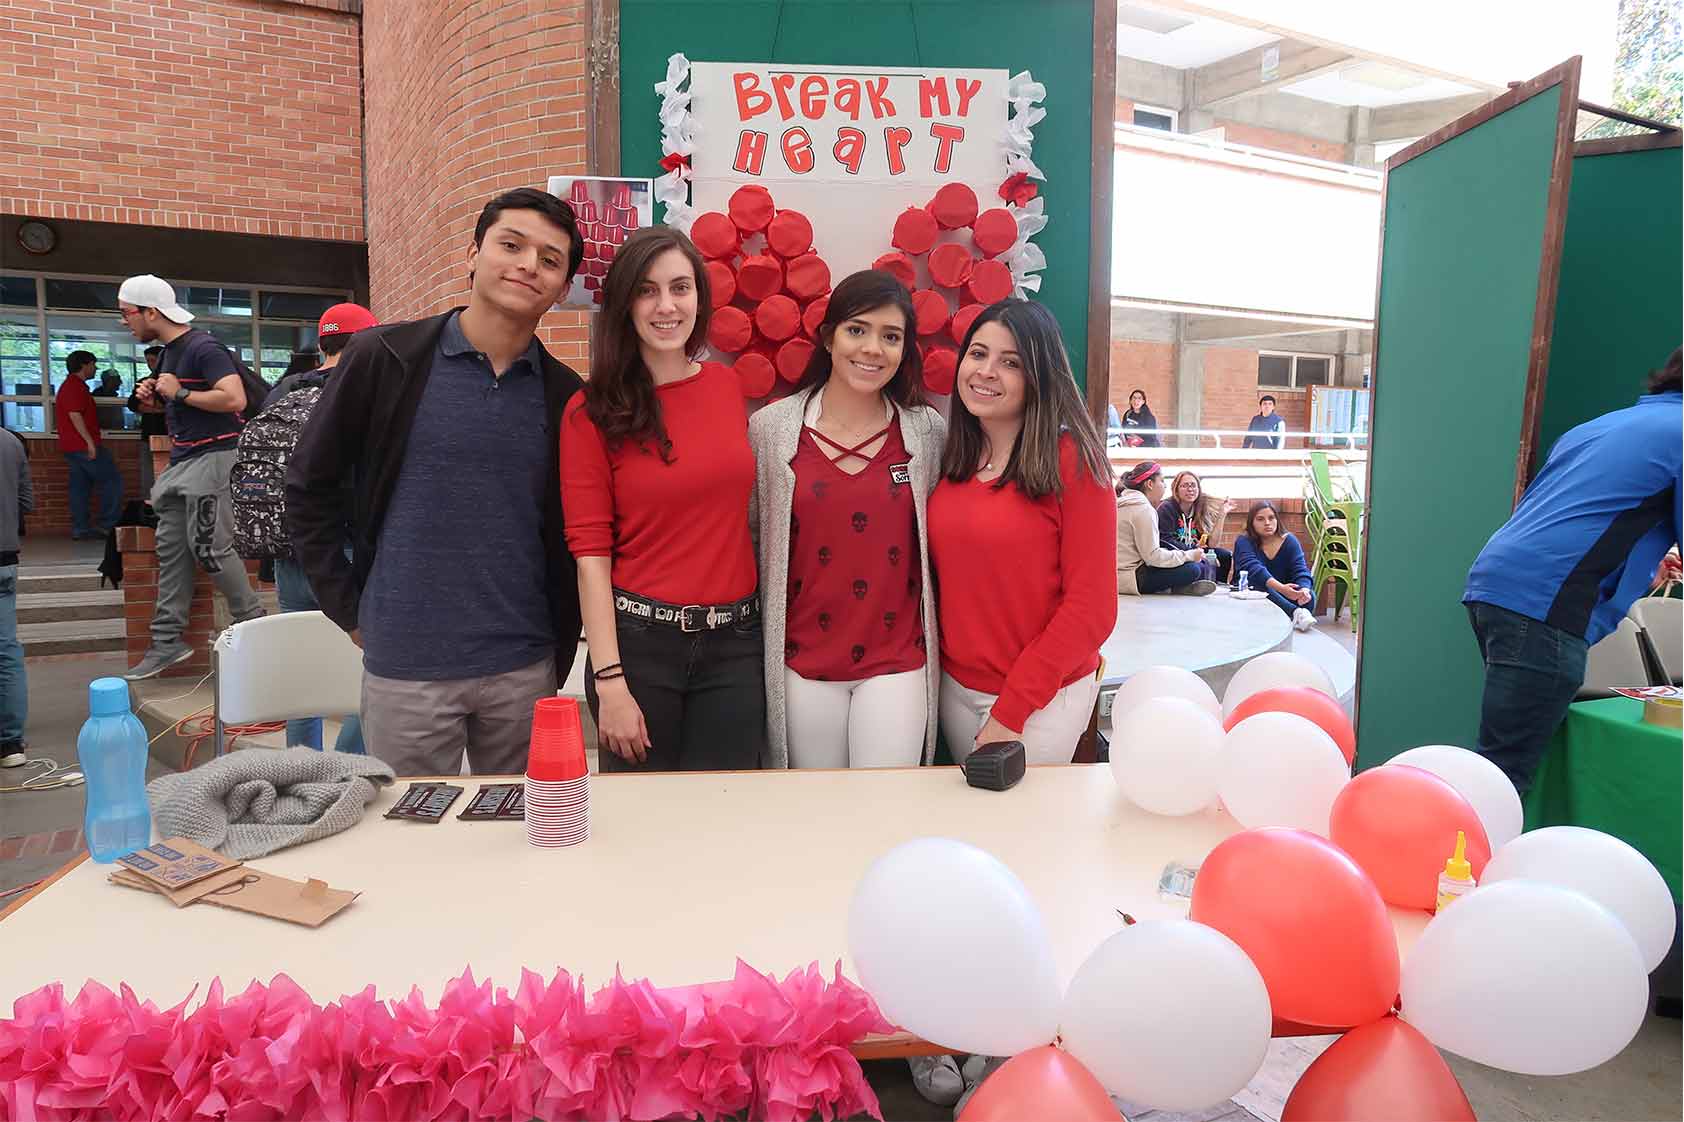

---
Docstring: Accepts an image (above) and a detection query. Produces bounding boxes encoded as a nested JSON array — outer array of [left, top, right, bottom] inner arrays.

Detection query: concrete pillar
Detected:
[[1350, 107, 1378, 169], [1174, 328, 1204, 446]]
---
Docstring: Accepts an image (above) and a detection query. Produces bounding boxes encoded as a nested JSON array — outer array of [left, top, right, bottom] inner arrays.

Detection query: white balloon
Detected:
[[1110, 697, 1225, 815], [1111, 665, 1221, 722], [1222, 651, 1337, 718], [1402, 880, 1648, 1075], [1483, 827, 1676, 971], [1218, 711, 1349, 835], [847, 838, 1061, 1055], [1387, 745, 1524, 849], [1060, 921, 1272, 1110]]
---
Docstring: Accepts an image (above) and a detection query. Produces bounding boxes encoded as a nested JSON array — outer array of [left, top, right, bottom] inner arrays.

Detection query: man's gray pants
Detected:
[[149, 447, 263, 646]]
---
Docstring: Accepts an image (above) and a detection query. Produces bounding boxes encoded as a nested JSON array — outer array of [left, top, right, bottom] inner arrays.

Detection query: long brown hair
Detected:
[[1170, 470, 1220, 538], [585, 225, 711, 462], [940, 299, 1110, 499], [795, 269, 925, 408]]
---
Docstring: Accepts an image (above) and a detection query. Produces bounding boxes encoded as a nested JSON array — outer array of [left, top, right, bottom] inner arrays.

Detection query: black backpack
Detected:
[[230, 352, 272, 416], [230, 377, 324, 559]]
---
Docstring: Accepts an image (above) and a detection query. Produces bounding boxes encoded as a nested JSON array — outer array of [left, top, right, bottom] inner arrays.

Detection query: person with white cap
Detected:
[[118, 273, 265, 679]]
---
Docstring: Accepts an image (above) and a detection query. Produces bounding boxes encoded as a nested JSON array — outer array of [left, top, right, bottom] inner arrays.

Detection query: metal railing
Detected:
[[1109, 426, 1368, 449]]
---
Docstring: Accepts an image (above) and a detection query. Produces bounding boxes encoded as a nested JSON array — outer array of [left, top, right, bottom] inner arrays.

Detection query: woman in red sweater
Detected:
[[928, 299, 1118, 765], [561, 226, 765, 771]]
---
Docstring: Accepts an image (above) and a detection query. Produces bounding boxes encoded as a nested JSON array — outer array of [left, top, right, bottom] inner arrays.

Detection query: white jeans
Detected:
[[939, 670, 1099, 766], [785, 667, 927, 768]]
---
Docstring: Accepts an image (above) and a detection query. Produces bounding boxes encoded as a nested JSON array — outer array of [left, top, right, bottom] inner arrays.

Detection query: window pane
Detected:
[[45, 313, 151, 431], [176, 286, 253, 318], [43, 278, 119, 311], [1296, 357, 1332, 387], [1258, 354, 1292, 386], [1133, 108, 1175, 132], [2, 400, 46, 434], [259, 290, 342, 320], [198, 320, 256, 368], [259, 323, 320, 384], [0, 311, 44, 398], [0, 274, 34, 307]]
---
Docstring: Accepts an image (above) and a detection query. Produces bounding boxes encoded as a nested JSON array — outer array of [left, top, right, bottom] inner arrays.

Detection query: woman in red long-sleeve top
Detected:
[[928, 299, 1118, 765], [561, 225, 765, 771]]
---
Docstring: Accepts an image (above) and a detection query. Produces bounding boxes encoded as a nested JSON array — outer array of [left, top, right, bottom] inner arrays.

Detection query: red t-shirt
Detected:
[[784, 417, 925, 680], [928, 435, 1118, 732], [561, 361, 757, 605], [54, 375, 100, 453]]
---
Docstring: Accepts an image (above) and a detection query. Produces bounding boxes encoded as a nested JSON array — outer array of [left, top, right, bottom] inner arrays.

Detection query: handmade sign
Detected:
[[652, 55, 1049, 400]]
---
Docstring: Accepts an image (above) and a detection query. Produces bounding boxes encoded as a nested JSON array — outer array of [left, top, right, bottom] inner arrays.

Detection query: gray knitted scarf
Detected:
[[147, 748, 396, 859]]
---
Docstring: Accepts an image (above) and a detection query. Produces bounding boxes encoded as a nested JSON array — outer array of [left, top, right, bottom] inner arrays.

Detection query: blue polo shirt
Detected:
[[1465, 392, 1682, 645], [358, 312, 555, 679]]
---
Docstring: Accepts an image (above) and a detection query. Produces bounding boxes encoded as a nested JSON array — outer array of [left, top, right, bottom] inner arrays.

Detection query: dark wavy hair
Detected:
[[1243, 500, 1283, 548], [1648, 347, 1681, 395], [585, 226, 712, 463], [940, 299, 1110, 499], [794, 270, 924, 408]]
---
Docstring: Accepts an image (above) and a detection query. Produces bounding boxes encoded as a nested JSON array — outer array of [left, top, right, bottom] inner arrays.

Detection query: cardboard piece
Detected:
[[110, 864, 250, 908], [114, 838, 240, 892], [108, 839, 360, 928]]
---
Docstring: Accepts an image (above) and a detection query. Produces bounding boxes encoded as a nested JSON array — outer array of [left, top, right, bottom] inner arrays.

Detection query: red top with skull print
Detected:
[[783, 415, 925, 681]]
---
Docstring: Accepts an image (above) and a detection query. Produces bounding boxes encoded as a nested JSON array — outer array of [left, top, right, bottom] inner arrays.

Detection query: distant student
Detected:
[[1242, 394, 1285, 450], [1233, 500, 1317, 631], [1121, 388, 1161, 447]]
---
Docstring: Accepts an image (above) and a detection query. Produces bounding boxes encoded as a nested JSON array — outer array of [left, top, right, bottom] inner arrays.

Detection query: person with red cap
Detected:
[[259, 301, 379, 754], [928, 299, 1117, 766], [562, 225, 765, 773]]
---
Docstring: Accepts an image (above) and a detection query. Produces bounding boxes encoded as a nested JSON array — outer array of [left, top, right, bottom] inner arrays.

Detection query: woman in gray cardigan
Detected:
[[749, 270, 946, 772]]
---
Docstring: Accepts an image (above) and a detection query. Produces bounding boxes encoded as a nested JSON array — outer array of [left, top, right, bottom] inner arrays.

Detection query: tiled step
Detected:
[[18, 617, 125, 657], [16, 590, 123, 624]]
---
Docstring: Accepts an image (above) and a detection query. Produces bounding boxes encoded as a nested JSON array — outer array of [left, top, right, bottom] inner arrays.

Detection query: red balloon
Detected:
[[1328, 766, 1490, 912], [1190, 828, 1398, 1030], [1282, 1016, 1475, 1122], [958, 1047, 1123, 1122], [1225, 687, 1356, 765]]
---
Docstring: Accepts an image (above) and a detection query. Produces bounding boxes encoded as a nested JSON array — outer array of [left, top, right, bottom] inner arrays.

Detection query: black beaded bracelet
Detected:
[[591, 662, 626, 682]]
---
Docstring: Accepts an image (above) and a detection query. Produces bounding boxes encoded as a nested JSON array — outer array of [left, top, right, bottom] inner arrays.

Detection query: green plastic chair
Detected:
[[1311, 507, 1362, 628]]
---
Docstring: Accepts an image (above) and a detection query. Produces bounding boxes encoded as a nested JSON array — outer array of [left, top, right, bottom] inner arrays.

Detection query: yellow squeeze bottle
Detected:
[[1435, 830, 1476, 913]]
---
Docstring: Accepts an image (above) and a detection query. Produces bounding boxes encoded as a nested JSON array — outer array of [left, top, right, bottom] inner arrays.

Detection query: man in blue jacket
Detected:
[[1464, 348, 1682, 794]]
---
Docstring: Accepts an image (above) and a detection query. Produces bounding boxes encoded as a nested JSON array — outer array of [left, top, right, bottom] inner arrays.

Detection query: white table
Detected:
[[1, 766, 1425, 1040], [1101, 590, 1293, 695]]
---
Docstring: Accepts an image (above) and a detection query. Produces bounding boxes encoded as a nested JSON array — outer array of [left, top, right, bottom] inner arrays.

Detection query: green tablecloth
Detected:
[[1524, 697, 1682, 901]]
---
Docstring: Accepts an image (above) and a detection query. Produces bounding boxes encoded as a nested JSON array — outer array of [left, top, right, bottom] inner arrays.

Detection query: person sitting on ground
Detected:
[[1122, 388, 1161, 448], [1116, 461, 1214, 597], [1158, 469, 1233, 583], [1233, 499, 1317, 631]]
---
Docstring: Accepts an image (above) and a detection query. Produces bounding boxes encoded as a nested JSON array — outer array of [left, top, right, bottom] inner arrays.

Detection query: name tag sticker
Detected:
[[889, 463, 911, 485]]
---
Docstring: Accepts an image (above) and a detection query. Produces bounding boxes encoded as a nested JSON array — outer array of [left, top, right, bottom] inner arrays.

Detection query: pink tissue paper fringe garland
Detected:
[[0, 959, 892, 1121]]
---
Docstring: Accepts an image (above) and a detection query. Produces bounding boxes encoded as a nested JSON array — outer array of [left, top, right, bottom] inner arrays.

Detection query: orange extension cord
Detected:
[[171, 707, 285, 771]]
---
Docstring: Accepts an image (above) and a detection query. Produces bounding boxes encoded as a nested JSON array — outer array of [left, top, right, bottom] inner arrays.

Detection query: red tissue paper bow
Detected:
[[998, 172, 1038, 207], [659, 152, 692, 175]]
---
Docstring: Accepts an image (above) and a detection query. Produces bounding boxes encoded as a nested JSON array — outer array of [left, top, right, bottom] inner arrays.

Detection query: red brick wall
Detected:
[[360, 0, 592, 366], [1109, 339, 1176, 424], [23, 437, 146, 536], [1199, 346, 1310, 449], [0, 0, 363, 241], [1217, 121, 1348, 164]]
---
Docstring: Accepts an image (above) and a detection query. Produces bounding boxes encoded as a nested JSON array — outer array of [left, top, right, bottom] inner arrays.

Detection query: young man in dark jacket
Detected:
[[287, 188, 586, 777]]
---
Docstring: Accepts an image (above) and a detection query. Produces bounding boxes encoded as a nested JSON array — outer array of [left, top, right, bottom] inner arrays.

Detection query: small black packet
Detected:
[[458, 782, 525, 821], [384, 782, 464, 822], [963, 740, 1027, 791]]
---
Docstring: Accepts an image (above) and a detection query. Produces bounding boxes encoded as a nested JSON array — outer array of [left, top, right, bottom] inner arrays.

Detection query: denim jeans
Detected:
[[274, 556, 365, 754], [64, 448, 121, 536], [1136, 560, 1205, 594], [0, 565, 24, 746], [1467, 601, 1588, 797], [585, 615, 767, 772]]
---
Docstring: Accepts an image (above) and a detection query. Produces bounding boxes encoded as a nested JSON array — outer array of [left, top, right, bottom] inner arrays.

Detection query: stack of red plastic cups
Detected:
[[525, 697, 589, 847]]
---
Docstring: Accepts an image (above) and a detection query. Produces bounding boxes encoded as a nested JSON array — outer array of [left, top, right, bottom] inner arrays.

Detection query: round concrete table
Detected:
[[1100, 589, 1293, 701]]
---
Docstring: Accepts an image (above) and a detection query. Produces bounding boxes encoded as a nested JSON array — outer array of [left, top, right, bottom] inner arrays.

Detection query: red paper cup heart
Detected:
[[930, 183, 979, 230], [737, 254, 784, 302], [802, 296, 829, 340], [871, 253, 916, 292], [892, 207, 939, 255], [929, 244, 976, 289], [728, 184, 776, 233], [776, 338, 815, 383], [784, 253, 831, 301], [911, 290, 950, 337], [972, 208, 1018, 258], [767, 210, 814, 258], [950, 303, 985, 346], [735, 352, 776, 398], [755, 294, 802, 342], [965, 258, 1014, 305], [922, 346, 958, 395], [707, 305, 753, 353], [705, 260, 736, 309]]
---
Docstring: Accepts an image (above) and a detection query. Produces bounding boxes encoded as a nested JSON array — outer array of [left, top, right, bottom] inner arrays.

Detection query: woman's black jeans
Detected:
[[1137, 560, 1206, 594], [585, 615, 768, 772]]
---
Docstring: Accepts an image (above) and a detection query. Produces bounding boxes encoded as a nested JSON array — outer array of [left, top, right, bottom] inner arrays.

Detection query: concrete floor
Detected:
[[2, 603, 1679, 1121]]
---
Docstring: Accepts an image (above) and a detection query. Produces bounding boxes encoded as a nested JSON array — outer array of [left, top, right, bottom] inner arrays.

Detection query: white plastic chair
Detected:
[[212, 611, 365, 756], [1630, 597, 1682, 685], [1581, 616, 1652, 693]]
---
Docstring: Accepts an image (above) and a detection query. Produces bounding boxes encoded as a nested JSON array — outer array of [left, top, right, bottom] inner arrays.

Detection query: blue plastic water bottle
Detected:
[[80, 677, 151, 862]]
